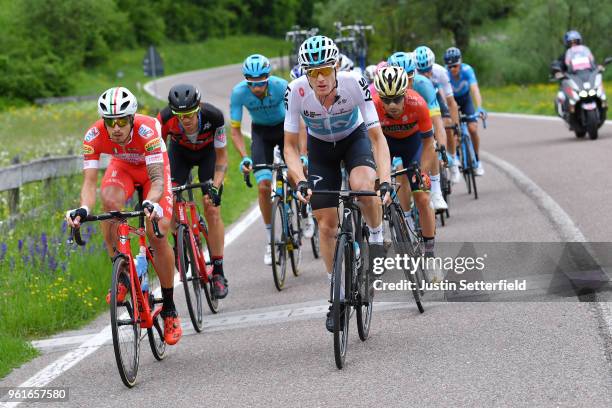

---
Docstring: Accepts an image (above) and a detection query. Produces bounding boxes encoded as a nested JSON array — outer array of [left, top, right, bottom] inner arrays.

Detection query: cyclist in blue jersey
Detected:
[[444, 47, 486, 176], [284, 36, 391, 332], [387, 52, 448, 211], [415, 45, 461, 184], [230, 54, 305, 264]]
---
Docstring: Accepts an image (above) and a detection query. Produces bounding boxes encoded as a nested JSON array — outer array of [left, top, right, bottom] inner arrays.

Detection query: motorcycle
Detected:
[[550, 55, 612, 140]]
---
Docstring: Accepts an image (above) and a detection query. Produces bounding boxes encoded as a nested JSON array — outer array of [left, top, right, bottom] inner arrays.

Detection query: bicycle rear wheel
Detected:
[[271, 197, 287, 291], [388, 203, 424, 313], [147, 293, 166, 361], [289, 197, 302, 277], [197, 217, 219, 314], [332, 233, 351, 369], [178, 224, 204, 332], [110, 257, 141, 388]]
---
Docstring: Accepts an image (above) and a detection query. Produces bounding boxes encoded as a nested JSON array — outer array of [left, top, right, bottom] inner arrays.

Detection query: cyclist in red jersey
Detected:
[[65, 87, 182, 345], [372, 67, 438, 264], [158, 84, 229, 299]]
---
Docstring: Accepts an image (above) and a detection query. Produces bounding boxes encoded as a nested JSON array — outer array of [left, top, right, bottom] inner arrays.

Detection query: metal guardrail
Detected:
[[34, 95, 98, 106], [0, 155, 110, 215]]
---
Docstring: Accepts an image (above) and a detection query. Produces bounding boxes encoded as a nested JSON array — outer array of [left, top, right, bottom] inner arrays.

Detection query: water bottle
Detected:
[[136, 246, 148, 293]]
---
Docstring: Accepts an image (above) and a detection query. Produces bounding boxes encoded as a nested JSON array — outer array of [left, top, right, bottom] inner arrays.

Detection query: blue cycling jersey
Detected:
[[230, 75, 288, 127], [413, 74, 440, 117], [447, 63, 477, 98]]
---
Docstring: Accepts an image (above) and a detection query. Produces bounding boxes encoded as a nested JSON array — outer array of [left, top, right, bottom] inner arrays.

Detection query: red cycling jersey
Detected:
[[373, 89, 433, 139], [81, 114, 173, 219]]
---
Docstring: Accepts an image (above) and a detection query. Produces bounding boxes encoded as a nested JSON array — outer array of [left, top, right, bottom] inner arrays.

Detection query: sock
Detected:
[[423, 236, 435, 257], [161, 287, 175, 314], [212, 256, 224, 276], [368, 223, 384, 244], [430, 174, 441, 194], [265, 224, 272, 243]]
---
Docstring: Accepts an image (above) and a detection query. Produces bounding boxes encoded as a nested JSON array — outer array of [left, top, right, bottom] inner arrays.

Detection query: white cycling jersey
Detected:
[[431, 63, 453, 98], [284, 71, 380, 142]]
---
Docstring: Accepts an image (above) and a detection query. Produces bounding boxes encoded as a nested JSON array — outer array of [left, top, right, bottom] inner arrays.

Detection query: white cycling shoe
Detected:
[[475, 162, 485, 176], [302, 214, 315, 239], [450, 165, 462, 184], [264, 244, 272, 265], [430, 191, 448, 211]]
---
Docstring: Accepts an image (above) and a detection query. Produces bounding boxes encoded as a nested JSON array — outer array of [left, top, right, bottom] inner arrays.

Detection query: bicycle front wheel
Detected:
[[197, 218, 219, 314], [271, 197, 287, 291], [289, 197, 302, 277], [355, 217, 373, 342], [178, 224, 204, 332], [110, 256, 141, 388], [332, 234, 351, 369], [311, 218, 320, 259], [465, 141, 478, 200], [147, 292, 166, 361], [388, 204, 424, 313]]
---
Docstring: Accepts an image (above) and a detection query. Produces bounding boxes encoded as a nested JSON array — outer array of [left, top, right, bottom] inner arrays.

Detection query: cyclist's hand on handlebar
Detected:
[[239, 156, 253, 174], [208, 184, 222, 207], [378, 181, 392, 206], [477, 107, 488, 121], [66, 206, 88, 228], [142, 200, 163, 221], [296, 180, 312, 204]]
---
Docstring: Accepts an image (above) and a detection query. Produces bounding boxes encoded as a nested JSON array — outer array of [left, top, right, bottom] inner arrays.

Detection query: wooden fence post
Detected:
[[8, 155, 20, 215]]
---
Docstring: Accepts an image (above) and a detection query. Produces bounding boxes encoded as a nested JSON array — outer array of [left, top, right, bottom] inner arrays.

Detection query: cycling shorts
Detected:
[[168, 140, 215, 194], [307, 123, 376, 210], [437, 90, 450, 119], [101, 158, 173, 221], [455, 93, 478, 123], [251, 121, 285, 183], [387, 135, 427, 192]]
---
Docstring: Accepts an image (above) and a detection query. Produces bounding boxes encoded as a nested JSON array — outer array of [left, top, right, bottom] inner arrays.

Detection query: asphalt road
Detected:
[[2, 61, 612, 408]]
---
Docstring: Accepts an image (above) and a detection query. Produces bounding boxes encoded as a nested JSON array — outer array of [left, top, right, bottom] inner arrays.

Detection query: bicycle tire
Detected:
[[311, 218, 320, 259], [388, 203, 424, 313], [197, 218, 219, 314], [332, 233, 351, 369], [110, 256, 140, 388], [464, 140, 478, 200], [354, 213, 373, 342], [178, 224, 204, 332], [147, 294, 166, 361], [270, 197, 287, 291], [289, 197, 302, 277]]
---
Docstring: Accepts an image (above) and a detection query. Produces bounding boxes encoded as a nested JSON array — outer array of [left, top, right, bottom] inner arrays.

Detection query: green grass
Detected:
[[0, 334, 38, 379], [483, 81, 612, 116]]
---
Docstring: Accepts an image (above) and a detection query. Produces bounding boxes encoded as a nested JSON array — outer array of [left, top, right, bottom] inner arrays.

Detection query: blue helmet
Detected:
[[290, 64, 305, 80], [443, 47, 462, 65], [414, 46, 435, 72], [387, 52, 416, 76], [242, 54, 271, 78], [298, 35, 339, 69], [564, 30, 582, 47]]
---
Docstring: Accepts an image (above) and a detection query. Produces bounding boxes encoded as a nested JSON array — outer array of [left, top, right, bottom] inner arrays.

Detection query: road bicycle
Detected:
[[457, 115, 487, 199], [245, 163, 303, 291], [314, 189, 376, 369], [172, 177, 220, 332], [69, 199, 166, 388], [436, 143, 451, 226]]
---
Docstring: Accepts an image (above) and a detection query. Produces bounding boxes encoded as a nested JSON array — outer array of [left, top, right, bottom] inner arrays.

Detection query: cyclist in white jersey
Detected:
[[415, 46, 461, 183], [284, 36, 391, 332]]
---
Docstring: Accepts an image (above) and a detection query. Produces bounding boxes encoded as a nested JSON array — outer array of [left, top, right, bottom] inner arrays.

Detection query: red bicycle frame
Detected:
[[175, 199, 213, 283]]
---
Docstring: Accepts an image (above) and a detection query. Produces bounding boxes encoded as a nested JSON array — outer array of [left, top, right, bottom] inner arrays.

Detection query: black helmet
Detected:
[[168, 84, 201, 112]]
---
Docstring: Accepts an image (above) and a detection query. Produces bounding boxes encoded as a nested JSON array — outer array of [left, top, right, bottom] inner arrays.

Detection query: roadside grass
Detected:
[[0, 335, 37, 379], [483, 81, 612, 116]]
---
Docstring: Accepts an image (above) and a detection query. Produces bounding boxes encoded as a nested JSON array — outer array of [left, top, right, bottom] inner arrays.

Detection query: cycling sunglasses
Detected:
[[448, 64, 461, 69], [306, 65, 335, 78], [246, 79, 269, 88], [380, 95, 405, 105], [104, 117, 130, 128], [172, 106, 200, 119]]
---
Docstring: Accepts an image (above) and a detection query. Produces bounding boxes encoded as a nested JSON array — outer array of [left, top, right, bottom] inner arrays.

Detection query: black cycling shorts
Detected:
[[307, 123, 376, 210], [386, 135, 427, 192], [251, 121, 285, 167], [168, 141, 215, 193], [437, 89, 450, 118]]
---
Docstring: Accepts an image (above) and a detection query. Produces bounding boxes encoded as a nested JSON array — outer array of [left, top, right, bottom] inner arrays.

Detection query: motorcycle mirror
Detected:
[[604, 56, 612, 66]]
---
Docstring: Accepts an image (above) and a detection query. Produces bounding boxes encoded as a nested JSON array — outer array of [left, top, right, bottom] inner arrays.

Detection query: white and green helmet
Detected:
[[97, 87, 138, 118], [298, 35, 339, 69]]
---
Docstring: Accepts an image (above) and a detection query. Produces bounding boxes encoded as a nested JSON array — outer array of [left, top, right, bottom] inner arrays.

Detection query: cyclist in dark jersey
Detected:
[[158, 84, 229, 299]]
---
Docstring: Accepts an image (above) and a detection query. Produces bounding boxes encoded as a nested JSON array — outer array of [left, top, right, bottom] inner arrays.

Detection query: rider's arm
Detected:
[[80, 168, 98, 211], [213, 125, 228, 188], [283, 83, 307, 184], [298, 118, 308, 157], [447, 95, 460, 127], [471, 83, 483, 111], [229, 86, 248, 158]]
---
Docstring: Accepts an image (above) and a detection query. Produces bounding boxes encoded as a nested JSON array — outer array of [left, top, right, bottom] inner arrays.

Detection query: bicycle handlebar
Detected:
[[68, 209, 163, 246], [243, 163, 288, 188], [171, 180, 213, 193], [312, 190, 377, 198]]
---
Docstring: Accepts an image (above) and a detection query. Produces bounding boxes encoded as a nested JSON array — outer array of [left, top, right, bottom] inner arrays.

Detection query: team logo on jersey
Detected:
[[84, 127, 99, 142], [138, 124, 154, 139], [299, 87, 305, 97], [82, 144, 94, 155], [144, 138, 161, 152]]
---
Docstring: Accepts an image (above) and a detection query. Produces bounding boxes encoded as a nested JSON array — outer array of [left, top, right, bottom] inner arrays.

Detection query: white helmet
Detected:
[[298, 35, 339, 69], [97, 87, 138, 118], [364, 65, 378, 84], [338, 53, 354, 71]]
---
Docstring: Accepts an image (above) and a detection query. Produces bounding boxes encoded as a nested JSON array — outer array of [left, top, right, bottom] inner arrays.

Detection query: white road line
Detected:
[[490, 111, 612, 126]]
